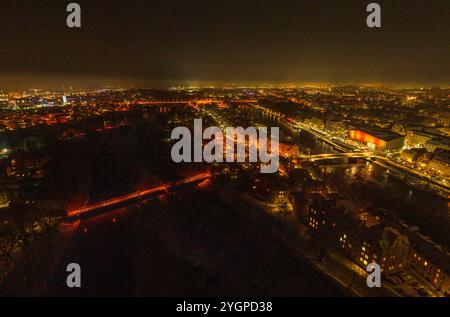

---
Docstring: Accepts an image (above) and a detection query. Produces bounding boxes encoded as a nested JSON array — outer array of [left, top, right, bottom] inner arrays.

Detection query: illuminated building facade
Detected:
[[409, 239, 450, 296], [405, 130, 441, 148], [349, 129, 404, 152], [428, 151, 450, 178], [303, 198, 410, 275]]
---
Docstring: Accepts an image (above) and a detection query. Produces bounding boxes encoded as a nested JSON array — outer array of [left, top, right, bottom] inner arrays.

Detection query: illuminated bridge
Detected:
[[301, 152, 373, 161], [67, 172, 212, 219]]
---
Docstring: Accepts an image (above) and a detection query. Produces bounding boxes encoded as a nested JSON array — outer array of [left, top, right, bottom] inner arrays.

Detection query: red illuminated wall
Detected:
[[349, 130, 386, 148]]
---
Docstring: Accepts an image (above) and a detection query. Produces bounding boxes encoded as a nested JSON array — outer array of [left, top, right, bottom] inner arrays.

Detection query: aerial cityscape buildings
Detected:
[[0, 86, 448, 297], [0, 0, 448, 301]]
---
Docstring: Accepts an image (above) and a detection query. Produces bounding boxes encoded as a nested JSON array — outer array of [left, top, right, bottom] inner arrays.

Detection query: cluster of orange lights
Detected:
[[349, 130, 384, 147]]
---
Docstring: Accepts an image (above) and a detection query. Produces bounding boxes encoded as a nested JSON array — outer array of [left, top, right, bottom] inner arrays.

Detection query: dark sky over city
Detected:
[[0, 0, 448, 88]]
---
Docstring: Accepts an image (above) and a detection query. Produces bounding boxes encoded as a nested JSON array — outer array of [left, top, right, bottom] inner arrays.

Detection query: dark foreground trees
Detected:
[[0, 201, 62, 295]]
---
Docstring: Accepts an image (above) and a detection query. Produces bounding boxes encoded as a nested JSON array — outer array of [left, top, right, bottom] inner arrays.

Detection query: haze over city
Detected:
[[0, 0, 448, 89]]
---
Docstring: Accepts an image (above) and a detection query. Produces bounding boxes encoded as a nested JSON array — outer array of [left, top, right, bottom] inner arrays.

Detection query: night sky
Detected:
[[0, 0, 448, 88]]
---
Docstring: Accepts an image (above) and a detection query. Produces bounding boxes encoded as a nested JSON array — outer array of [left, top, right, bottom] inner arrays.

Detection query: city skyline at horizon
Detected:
[[1, 74, 449, 91]]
